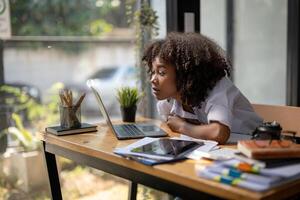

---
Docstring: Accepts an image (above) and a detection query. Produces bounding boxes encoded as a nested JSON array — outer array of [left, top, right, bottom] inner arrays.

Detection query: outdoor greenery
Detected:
[[116, 87, 142, 108], [0, 83, 63, 199], [1, 1, 164, 199], [7, 113, 39, 151], [125, 0, 159, 116], [10, 0, 128, 36], [0, 83, 63, 151], [126, 0, 159, 50]]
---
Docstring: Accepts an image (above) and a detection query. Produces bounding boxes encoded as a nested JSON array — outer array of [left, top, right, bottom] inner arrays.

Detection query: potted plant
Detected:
[[116, 87, 142, 122], [3, 113, 48, 192]]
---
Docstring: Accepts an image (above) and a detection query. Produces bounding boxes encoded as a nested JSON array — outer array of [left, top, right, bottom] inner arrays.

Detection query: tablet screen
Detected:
[[131, 139, 202, 157]]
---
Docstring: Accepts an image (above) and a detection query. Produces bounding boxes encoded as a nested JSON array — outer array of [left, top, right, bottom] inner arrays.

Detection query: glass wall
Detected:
[[201, 0, 287, 105], [1, 1, 135, 199], [1, 1, 171, 199], [152, 0, 167, 39], [234, 0, 287, 105], [4, 1, 137, 122], [201, 0, 226, 50]]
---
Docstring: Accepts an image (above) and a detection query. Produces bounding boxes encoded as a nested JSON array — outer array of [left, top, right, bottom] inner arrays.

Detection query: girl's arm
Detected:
[[166, 115, 230, 144]]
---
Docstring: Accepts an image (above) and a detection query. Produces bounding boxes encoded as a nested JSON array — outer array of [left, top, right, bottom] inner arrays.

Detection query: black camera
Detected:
[[252, 121, 282, 140], [252, 121, 300, 144]]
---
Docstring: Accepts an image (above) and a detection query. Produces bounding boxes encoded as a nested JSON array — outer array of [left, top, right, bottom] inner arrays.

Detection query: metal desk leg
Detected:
[[128, 181, 137, 200], [43, 142, 63, 200]]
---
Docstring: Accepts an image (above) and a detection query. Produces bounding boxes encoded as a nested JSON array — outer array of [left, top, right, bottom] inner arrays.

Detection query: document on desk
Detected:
[[179, 134, 233, 160], [196, 158, 300, 191], [222, 159, 300, 178], [197, 167, 276, 191]]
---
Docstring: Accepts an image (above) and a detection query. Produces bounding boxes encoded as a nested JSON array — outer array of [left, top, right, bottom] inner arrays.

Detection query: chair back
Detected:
[[252, 104, 300, 136]]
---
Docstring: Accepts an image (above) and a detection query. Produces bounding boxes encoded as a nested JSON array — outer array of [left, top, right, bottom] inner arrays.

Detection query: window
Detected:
[[233, 0, 287, 105], [1, 1, 139, 199], [201, 0, 287, 105], [4, 1, 136, 121]]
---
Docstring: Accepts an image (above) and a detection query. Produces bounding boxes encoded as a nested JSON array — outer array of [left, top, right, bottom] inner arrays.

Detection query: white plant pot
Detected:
[[3, 150, 49, 192]]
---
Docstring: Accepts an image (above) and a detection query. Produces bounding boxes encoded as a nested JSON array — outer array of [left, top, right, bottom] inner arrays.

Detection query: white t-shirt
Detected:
[[157, 77, 263, 135]]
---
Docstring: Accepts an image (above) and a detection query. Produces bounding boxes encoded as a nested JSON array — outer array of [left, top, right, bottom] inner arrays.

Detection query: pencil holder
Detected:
[[59, 105, 81, 129]]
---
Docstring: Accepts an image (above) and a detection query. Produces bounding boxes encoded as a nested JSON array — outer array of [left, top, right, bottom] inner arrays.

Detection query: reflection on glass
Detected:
[[234, 0, 287, 105], [2, 1, 138, 199]]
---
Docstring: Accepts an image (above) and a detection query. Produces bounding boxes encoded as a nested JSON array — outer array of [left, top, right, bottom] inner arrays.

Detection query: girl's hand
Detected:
[[167, 115, 230, 144], [166, 115, 186, 133]]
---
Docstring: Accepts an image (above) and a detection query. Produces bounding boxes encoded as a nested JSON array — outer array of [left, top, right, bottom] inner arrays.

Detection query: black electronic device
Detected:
[[130, 138, 203, 158], [252, 121, 282, 140], [87, 81, 167, 140], [252, 121, 300, 144]]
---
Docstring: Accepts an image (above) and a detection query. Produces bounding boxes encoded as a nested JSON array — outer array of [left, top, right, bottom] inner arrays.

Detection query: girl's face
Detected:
[[150, 57, 179, 100]]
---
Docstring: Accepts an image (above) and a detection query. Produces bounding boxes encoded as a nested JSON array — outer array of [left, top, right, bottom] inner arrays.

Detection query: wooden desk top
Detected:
[[39, 119, 300, 200]]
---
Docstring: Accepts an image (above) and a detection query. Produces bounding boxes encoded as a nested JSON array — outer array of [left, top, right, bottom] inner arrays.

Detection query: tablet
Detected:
[[130, 138, 203, 157]]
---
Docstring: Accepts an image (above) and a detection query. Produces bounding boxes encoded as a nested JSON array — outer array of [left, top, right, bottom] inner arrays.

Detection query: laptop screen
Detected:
[[87, 80, 116, 134]]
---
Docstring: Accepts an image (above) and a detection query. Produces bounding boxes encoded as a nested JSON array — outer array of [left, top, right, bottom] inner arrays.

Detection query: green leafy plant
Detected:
[[10, 0, 120, 36], [126, 0, 159, 38], [116, 87, 143, 108], [7, 113, 38, 151], [0, 82, 64, 152], [125, 0, 159, 57]]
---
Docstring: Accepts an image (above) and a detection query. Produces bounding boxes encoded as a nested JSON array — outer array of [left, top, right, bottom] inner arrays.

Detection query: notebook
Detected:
[[87, 80, 168, 140], [46, 123, 97, 136], [238, 140, 300, 159]]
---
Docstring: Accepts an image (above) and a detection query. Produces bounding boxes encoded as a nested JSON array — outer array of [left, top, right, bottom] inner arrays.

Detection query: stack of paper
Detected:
[[196, 158, 300, 191]]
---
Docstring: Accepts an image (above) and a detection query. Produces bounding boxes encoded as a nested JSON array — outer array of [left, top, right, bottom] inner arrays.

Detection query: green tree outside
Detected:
[[9, 0, 128, 36]]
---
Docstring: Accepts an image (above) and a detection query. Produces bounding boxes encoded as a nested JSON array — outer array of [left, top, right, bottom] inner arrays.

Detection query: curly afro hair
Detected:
[[142, 32, 231, 108]]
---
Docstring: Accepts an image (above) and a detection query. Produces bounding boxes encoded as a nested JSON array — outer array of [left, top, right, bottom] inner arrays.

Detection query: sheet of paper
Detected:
[[187, 147, 237, 160], [209, 148, 238, 159], [179, 134, 219, 160]]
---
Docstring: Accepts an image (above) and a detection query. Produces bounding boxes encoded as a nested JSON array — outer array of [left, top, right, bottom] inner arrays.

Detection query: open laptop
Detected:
[[87, 80, 167, 140]]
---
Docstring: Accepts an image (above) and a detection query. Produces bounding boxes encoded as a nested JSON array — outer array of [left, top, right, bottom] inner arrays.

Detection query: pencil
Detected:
[[75, 93, 86, 110]]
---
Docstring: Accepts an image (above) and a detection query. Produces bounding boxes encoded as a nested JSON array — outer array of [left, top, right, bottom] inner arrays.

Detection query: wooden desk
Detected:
[[40, 120, 300, 200]]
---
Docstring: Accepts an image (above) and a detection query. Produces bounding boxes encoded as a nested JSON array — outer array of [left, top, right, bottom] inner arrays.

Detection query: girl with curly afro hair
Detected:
[[142, 32, 262, 144]]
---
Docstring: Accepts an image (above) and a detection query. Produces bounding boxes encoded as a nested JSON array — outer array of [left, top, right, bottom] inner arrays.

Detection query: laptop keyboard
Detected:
[[114, 124, 145, 137]]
